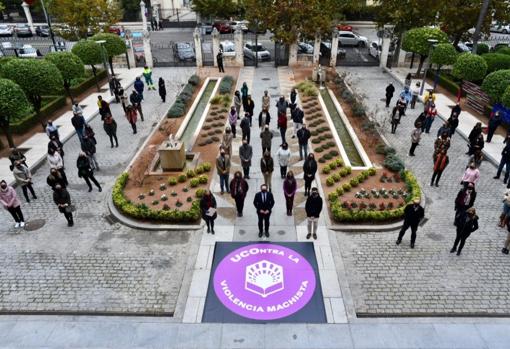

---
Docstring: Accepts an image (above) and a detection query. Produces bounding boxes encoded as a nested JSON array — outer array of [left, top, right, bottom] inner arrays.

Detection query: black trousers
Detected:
[[7, 206, 24, 223], [280, 166, 287, 178], [108, 133, 119, 147], [242, 166, 250, 177], [58, 168, 69, 186], [218, 63, 225, 73], [130, 122, 137, 134], [280, 127, 286, 144], [262, 146, 271, 154], [83, 174, 101, 190], [21, 184, 36, 201], [285, 195, 294, 213], [391, 122, 398, 134], [385, 95, 392, 107], [242, 130, 250, 143], [63, 211, 73, 224], [136, 104, 144, 121], [231, 124, 236, 138], [431, 170, 443, 185], [257, 213, 270, 233], [205, 217, 215, 230], [409, 142, 418, 155], [304, 176, 314, 194], [398, 222, 418, 244], [453, 230, 470, 253], [235, 196, 245, 214]]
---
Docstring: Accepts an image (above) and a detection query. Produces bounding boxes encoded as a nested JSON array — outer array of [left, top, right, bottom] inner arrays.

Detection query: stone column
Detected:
[[143, 31, 153, 68], [153, 3, 160, 29], [193, 27, 203, 68], [21, 2, 35, 33], [127, 39, 136, 68], [330, 28, 339, 67], [397, 46, 407, 67], [234, 27, 244, 67], [379, 35, 391, 69], [313, 33, 321, 65], [212, 28, 220, 67], [140, 0, 148, 31], [288, 41, 298, 66]]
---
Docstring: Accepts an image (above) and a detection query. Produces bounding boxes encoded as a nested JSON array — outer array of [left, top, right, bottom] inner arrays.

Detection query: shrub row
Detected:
[[167, 76, 201, 118], [11, 95, 67, 133], [295, 80, 318, 97], [219, 75, 234, 94], [69, 69, 107, 95]]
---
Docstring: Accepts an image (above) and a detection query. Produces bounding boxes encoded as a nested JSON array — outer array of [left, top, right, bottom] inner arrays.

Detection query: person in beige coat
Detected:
[[222, 127, 233, 157], [216, 148, 231, 194]]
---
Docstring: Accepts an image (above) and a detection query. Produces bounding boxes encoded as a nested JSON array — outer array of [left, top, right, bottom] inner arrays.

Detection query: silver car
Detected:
[[243, 42, 270, 61], [338, 31, 367, 47], [0, 25, 13, 37]]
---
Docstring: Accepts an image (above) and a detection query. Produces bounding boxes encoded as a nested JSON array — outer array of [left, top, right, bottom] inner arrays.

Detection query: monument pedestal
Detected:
[[158, 140, 186, 171]]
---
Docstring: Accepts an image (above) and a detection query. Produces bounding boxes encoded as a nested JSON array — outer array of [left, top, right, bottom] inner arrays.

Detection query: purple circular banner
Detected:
[[213, 243, 317, 320]]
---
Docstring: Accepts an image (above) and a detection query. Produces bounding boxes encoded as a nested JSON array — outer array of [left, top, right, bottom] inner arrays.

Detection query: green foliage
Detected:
[[219, 75, 234, 94], [426, 70, 462, 96], [45, 52, 85, 85], [177, 174, 187, 183], [168, 177, 178, 185], [295, 80, 318, 97], [195, 188, 207, 198], [198, 175, 208, 184], [90, 33, 127, 58], [476, 43, 490, 55], [481, 53, 510, 74], [186, 169, 196, 178], [452, 53, 488, 82], [10, 96, 66, 134], [190, 178, 200, 188], [0, 78, 33, 124], [383, 154, 405, 172], [402, 27, 449, 56], [501, 86, 510, 108], [201, 162, 212, 171], [482, 69, 510, 103], [322, 165, 331, 174], [167, 79, 199, 118], [71, 40, 103, 66], [430, 43, 458, 67], [192, 0, 240, 19], [326, 176, 335, 186], [188, 75, 200, 86]]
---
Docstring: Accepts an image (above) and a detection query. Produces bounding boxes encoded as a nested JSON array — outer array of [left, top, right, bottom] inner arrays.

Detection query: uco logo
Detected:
[[213, 244, 316, 320]]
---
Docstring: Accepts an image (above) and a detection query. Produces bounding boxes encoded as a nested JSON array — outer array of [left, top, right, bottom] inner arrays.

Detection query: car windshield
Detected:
[[177, 43, 192, 50], [21, 48, 35, 53], [251, 45, 265, 52], [0, 25, 9, 29]]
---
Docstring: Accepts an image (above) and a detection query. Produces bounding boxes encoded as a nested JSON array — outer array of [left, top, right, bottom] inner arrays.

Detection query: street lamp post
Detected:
[[420, 39, 439, 96], [96, 40, 113, 96], [40, 0, 57, 52]]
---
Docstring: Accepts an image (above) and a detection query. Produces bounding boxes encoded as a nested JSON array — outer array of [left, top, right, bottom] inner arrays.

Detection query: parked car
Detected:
[[220, 40, 236, 57], [336, 24, 353, 32], [298, 42, 314, 54], [368, 41, 380, 58], [491, 23, 510, 34], [18, 44, 38, 58], [456, 42, 472, 53], [174, 42, 195, 62], [338, 31, 367, 47], [230, 20, 249, 33], [15, 24, 32, 37], [213, 21, 233, 34], [0, 25, 13, 37], [199, 22, 213, 34], [243, 42, 271, 61], [108, 26, 122, 35], [35, 25, 50, 37], [320, 41, 346, 58]]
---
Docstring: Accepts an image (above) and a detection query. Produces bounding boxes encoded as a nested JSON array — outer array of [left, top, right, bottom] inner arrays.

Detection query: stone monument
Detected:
[[158, 135, 186, 171]]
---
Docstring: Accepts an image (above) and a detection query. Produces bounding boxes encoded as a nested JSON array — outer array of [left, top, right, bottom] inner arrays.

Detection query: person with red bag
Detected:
[[431, 149, 449, 187], [125, 105, 138, 134]]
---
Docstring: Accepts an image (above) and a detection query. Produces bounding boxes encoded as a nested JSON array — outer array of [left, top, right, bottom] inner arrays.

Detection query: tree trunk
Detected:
[[64, 81, 74, 104], [453, 34, 462, 48], [416, 55, 426, 77], [32, 95, 44, 130], [109, 57, 115, 76], [91, 65, 100, 91], [434, 66, 441, 90], [0, 119, 15, 148]]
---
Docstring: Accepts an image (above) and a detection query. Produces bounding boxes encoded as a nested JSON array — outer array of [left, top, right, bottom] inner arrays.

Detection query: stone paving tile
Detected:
[[0, 67, 196, 314], [335, 67, 510, 315]]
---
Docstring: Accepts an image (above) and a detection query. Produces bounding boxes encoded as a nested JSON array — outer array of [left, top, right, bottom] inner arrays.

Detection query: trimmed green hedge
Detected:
[[482, 53, 510, 73], [426, 70, 465, 96], [11, 95, 67, 133], [112, 172, 201, 223], [70, 69, 107, 95], [167, 78, 201, 118]]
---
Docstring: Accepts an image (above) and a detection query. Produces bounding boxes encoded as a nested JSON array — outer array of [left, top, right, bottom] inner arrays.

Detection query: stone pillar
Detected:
[[397, 46, 407, 67], [21, 2, 35, 33], [330, 28, 339, 67], [193, 27, 203, 68], [313, 33, 321, 65], [140, 0, 148, 31], [379, 36, 391, 69], [288, 41, 298, 66], [234, 27, 244, 67], [153, 3, 160, 29], [127, 39, 136, 68], [143, 31, 153, 68], [212, 28, 220, 67]]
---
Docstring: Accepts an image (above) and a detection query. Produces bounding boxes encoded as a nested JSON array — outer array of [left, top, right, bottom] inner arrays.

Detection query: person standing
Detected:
[[486, 111, 502, 143], [390, 105, 401, 134], [297, 124, 311, 160], [258, 107, 271, 129], [143, 66, 155, 90], [502, 219, 510, 254], [241, 82, 249, 111], [230, 171, 249, 217], [468, 149, 484, 169], [134, 76, 145, 99], [125, 105, 138, 134], [433, 132, 451, 158], [253, 184, 275, 238], [158, 77, 166, 102], [447, 113, 459, 137], [71, 111, 86, 143], [291, 104, 304, 138], [97, 95, 111, 119], [119, 88, 128, 113], [47, 148, 68, 186], [461, 162, 480, 187], [77, 152, 102, 192], [450, 207, 478, 256], [240, 113, 251, 143], [451, 102, 461, 118], [245, 95, 255, 127], [431, 149, 449, 187], [455, 183, 476, 224], [305, 187, 323, 239], [395, 96, 407, 117], [72, 102, 83, 117], [303, 153, 317, 196], [0, 180, 25, 228], [53, 184, 74, 227], [216, 148, 231, 194], [409, 123, 422, 156], [221, 127, 233, 157], [216, 50, 225, 73], [396, 198, 424, 249], [234, 91, 242, 118], [130, 90, 144, 121], [277, 111, 287, 144], [262, 90, 271, 111], [494, 140, 510, 184], [260, 151, 274, 192], [467, 122, 483, 155], [276, 96, 288, 116], [404, 73, 412, 88], [290, 88, 297, 106], [499, 189, 510, 228], [48, 135, 65, 164], [47, 168, 66, 190], [260, 125, 273, 154], [239, 139, 253, 179], [12, 161, 37, 202], [385, 83, 395, 108], [102, 113, 118, 148], [84, 124, 97, 145], [283, 171, 297, 216], [45, 120, 59, 140], [410, 82, 420, 109], [277, 143, 291, 178], [81, 134, 99, 171], [200, 190, 217, 234], [423, 89, 436, 112], [424, 103, 438, 134], [228, 106, 238, 138]]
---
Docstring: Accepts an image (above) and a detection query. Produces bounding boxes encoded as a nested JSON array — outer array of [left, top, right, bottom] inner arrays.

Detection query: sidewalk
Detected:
[[385, 66, 503, 166], [0, 68, 143, 185]]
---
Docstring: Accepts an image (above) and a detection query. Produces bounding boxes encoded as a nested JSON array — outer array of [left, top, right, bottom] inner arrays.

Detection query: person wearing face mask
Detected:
[[262, 90, 271, 111], [291, 104, 304, 139], [45, 120, 59, 140], [240, 113, 251, 143], [241, 82, 249, 111], [200, 190, 217, 234], [53, 184, 74, 227], [77, 152, 102, 192], [230, 171, 249, 217], [228, 106, 238, 138], [283, 171, 297, 216], [433, 132, 450, 159], [216, 148, 231, 194], [276, 143, 291, 179], [303, 153, 317, 196], [47, 148, 68, 186], [0, 179, 25, 228], [277, 110, 288, 144], [454, 183, 476, 226], [430, 149, 449, 187], [245, 95, 255, 127], [81, 134, 99, 171], [222, 127, 233, 157], [305, 187, 323, 239], [258, 107, 271, 129], [451, 207, 478, 256], [47, 168, 66, 190], [239, 139, 253, 179], [9, 147, 27, 171], [297, 124, 311, 160], [396, 198, 424, 249], [447, 113, 459, 138], [253, 184, 275, 238], [260, 125, 273, 154], [13, 160, 37, 202], [290, 88, 297, 105], [102, 113, 119, 148], [48, 135, 65, 165], [234, 91, 242, 119], [467, 122, 483, 155], [494, 139, 510, 185], [276, 96, 288, 115], [461, 162, 480, 188], [260, 151, 274, 192]]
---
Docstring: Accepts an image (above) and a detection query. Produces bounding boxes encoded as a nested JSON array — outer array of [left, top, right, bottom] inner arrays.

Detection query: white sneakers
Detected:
[[14, 222, 25, 229], [14, 223, 20, 228]]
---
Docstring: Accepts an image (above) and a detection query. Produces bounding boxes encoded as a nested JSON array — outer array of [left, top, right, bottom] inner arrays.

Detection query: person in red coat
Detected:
[[431, 149, 449, 187], [125, 105, 138, 134]]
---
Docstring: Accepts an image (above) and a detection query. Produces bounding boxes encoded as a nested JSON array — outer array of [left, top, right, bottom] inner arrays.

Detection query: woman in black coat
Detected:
[[102, 113, 118, 148], [158, 77, 166, 102], [303, 153, 317, 196], [451, 207, 479, 255], [200, 190, 217, 234], [454, 183, 476, 224], [77, 152, 102, 192], [53, 184, 74, 226]]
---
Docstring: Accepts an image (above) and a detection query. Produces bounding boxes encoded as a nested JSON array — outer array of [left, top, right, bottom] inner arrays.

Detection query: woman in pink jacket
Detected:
[[0, 180, 25, 228]]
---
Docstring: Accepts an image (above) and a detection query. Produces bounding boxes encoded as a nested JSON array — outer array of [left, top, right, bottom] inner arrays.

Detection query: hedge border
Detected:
[[70, 69, 107, 95], [11, 95, 67, 134]]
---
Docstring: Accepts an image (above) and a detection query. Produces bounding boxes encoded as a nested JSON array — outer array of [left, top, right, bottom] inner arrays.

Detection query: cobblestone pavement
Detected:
[[0, 67, 197, 315], [336, 67, 510, 315]]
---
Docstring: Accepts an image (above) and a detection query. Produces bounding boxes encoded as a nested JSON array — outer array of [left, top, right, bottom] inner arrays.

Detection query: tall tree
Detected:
[[45, 52, 85, 104], [430, 43, 458, 89], [192, 0, 238, 20], [48, 0, 123, 40], [90, 33, 127, 76], [0, 78, 33, 148], [402, 27, 449, 76], [374, 0, 440, 33], [72, 40, 103, 91]]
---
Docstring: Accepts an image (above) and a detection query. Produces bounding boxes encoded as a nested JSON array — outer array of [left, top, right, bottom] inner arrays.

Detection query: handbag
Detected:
[[64, 204, 76, 213]]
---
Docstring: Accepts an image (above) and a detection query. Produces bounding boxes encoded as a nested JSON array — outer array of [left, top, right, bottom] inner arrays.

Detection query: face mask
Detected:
[[312, 192, 318, 197], [221, 152, 225, 156], [261, 188, 267, 192], [287, 175, 292, 179], [0, 185, 6, 190]]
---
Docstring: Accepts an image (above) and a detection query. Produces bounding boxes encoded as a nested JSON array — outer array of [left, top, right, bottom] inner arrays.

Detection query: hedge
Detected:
[[481, 69, 510, 103], [11, 95, 67, 133], [425, 71, 464, 96], [69, 69, 107, 95], [112, 172, 201, 223], [330, 170, 421, 223], [482, 53, 510, 74], [219, 75, 234, 94], [167, 78, 200, 118]]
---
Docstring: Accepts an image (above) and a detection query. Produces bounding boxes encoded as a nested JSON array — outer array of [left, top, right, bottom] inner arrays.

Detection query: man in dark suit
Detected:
[[253, 184, 275, 238], [396, 198, 425, 249]]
